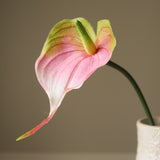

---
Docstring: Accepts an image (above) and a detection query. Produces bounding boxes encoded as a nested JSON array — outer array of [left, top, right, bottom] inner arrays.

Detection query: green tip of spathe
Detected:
[[16, 134, 25, 141], [75, 20, 96, 55], [16, 137, 21, 141]]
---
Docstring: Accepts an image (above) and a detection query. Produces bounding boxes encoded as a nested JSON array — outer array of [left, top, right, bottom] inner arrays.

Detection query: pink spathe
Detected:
[[16, 17, 116, 141]]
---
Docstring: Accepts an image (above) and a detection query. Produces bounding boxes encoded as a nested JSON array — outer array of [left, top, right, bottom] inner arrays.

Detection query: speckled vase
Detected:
[[136, 117, 160, 160]]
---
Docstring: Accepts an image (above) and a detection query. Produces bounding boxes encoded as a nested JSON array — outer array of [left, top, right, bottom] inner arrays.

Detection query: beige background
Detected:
[[1, 0, 160, 153]]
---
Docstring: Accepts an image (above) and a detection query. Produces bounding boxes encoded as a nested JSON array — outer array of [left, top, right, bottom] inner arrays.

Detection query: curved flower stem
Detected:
[[107, 60, 155, 125]]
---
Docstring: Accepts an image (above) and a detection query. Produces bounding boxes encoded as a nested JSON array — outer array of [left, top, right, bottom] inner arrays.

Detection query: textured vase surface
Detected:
[[136, 117, 160, 160]]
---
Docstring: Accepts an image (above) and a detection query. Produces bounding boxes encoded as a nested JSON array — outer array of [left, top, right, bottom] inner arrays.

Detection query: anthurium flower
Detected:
[[16, 17, 116, 141]]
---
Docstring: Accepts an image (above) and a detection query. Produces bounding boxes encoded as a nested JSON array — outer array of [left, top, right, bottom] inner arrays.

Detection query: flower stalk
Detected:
[[107, 60, 155, 125]]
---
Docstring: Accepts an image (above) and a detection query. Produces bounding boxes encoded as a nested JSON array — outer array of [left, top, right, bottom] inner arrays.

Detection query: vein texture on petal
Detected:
[[17, 17, 116, 141], [96, 20, 116, 54]]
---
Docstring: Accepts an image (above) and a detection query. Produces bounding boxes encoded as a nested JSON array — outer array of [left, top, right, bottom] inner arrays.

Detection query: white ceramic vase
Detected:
[[136, 117, 160, 160]]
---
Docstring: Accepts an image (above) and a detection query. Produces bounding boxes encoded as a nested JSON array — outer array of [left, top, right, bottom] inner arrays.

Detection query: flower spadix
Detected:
[[16, 17, 116, 141], [75, 20, 97, 55]]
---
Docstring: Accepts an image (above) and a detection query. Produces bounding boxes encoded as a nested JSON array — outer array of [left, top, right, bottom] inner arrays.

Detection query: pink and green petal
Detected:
[[41, 17, 96, 56], [96, 20, 116, 54], [16, 18, 116, 141]]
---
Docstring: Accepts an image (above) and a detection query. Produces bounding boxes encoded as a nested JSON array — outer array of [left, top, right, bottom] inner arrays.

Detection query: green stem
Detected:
[[107, 60, 155, 125]]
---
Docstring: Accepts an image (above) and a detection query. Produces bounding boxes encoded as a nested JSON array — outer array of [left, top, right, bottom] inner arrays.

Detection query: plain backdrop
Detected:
[[1, 0, 160, 153]]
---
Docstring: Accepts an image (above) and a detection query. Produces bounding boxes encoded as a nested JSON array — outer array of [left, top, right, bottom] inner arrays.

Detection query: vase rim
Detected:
[[137, 116, 160, 128]]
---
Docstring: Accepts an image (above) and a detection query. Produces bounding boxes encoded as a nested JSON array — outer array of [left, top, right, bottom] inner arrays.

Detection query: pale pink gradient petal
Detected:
[[17, 18, 116, 141], [17, 49, 86, 140], [35, 49, 86, 114], [67, 48, 111, 89], [26, 47, 110, 139]]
